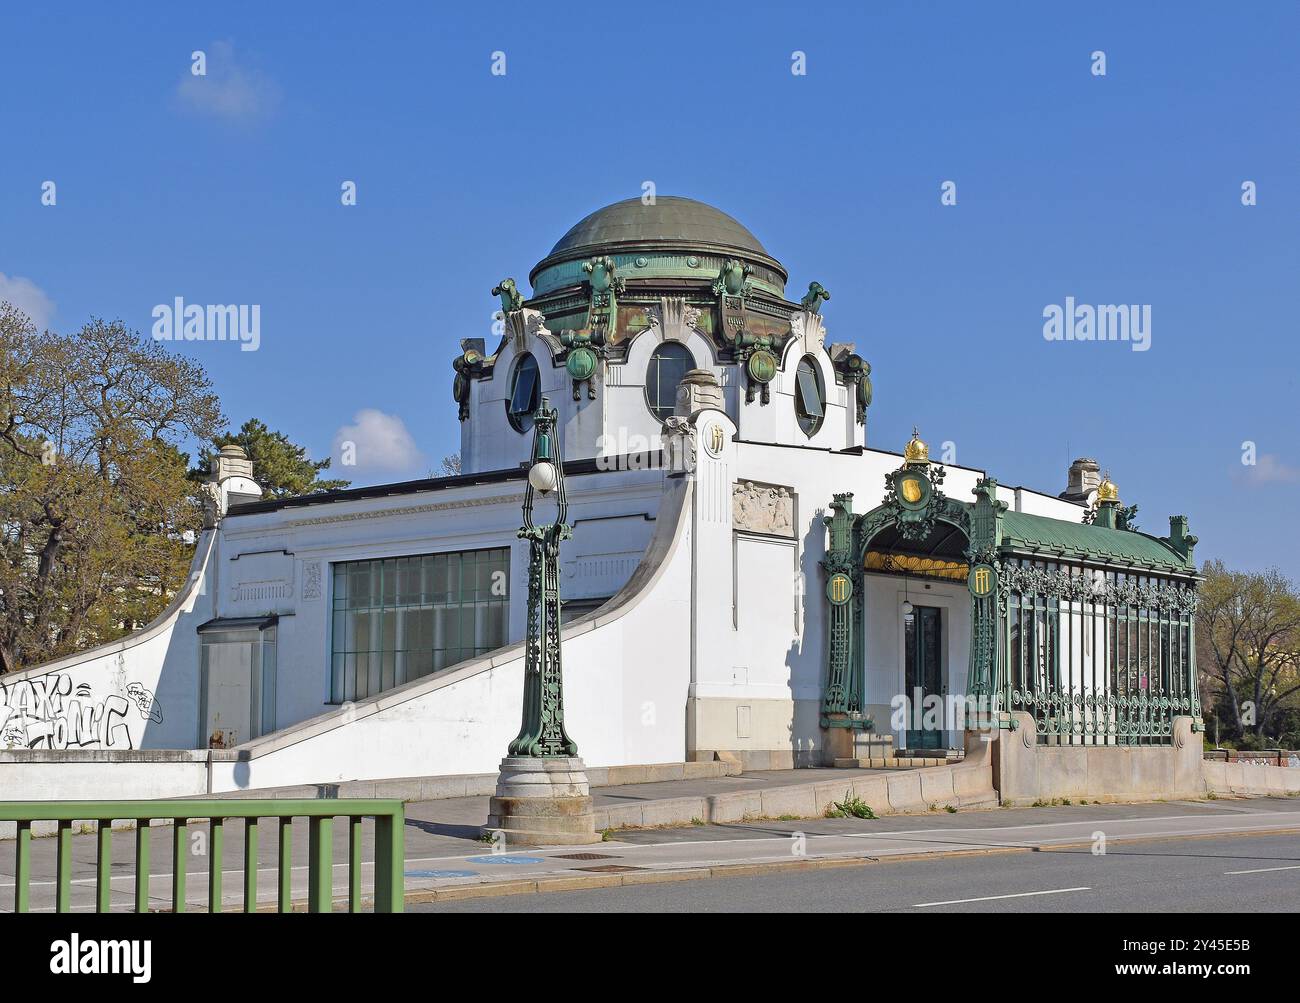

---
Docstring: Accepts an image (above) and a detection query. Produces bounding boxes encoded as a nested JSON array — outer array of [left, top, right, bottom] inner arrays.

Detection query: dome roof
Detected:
[[547, 196, 770, 258], [529, 196, 786, 296]]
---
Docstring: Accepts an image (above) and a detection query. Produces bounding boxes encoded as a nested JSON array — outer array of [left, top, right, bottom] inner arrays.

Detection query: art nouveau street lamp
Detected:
[[508, 399, 578, 758], [485, 398, 599, 845]]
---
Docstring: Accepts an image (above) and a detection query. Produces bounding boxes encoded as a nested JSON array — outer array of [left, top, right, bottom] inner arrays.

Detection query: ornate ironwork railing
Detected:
[[999, 559, 1198, 746]]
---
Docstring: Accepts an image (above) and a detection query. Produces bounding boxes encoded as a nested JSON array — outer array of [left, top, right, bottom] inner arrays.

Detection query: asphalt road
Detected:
[[413, 832, 1300, 912]]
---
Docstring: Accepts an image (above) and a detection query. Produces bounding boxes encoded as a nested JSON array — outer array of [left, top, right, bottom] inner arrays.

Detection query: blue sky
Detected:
[[1, 1, 1296, 575]]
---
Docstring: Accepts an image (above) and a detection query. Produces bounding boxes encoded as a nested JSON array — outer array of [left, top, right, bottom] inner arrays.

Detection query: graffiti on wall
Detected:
[[0, 667, 165, 751]]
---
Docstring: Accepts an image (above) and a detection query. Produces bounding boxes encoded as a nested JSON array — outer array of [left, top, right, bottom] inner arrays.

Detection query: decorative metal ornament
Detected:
[[968, 562, 996, 597], [451, 340, 488, 422], [746, 349, 777, 385], [826, 572, 853, 605], [898, 472, 929, 508], [565, 346, 597, 383], [701, 421, 726, 458], [903, 433, 930, 466], [559, 328, 604, 401], [507, 399, 579, 759]]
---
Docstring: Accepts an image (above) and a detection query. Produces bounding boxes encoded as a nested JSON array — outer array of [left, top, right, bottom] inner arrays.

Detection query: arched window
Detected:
[[645, 342, 693, 422], [506, 353, 540, 433], [794, 355, 824, 437]]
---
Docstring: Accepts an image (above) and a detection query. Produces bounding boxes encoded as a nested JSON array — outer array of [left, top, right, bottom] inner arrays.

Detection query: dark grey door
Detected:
[[905, 606, 944, 750]]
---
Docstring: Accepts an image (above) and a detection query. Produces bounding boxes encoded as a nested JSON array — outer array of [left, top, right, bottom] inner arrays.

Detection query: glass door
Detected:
[[905, 605, 944, 750]]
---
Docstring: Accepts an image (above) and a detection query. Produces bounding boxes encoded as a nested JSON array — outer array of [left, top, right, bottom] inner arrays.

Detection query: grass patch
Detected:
[[825, 793, 877, 820]]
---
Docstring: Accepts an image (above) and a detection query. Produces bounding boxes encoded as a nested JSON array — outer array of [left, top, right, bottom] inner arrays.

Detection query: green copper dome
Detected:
[[548, 197, 770, 258], [529, 196, 787, 297]]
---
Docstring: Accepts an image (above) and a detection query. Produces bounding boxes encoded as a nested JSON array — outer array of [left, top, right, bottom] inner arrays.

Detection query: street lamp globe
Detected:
[[528, 459, 558, 494]]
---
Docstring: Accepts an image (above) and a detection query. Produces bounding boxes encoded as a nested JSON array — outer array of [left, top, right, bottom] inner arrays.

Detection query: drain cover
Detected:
[[574, 864, 648, 873], [553, 852, 620, 860]]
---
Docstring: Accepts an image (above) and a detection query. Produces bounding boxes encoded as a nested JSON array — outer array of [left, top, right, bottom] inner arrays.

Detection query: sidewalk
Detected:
[[402, 795, 1300, 903], [402, 766, 897, 857]]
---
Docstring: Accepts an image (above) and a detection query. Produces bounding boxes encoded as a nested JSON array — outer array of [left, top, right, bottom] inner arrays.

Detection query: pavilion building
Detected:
[[0, 197, 1204, 804]]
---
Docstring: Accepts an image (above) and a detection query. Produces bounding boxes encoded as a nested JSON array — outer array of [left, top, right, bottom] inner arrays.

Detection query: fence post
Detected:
[[96, 820, 113, 912], [56, 819, 74, 913], [135, 821, 151, 913], [14, 820, 31, 914], [244, 818, 259, 913], [373, 806, 405, 913], [278, 817, 293, 912], [172, 818, 188, 913], [307, 816, 333, 913]]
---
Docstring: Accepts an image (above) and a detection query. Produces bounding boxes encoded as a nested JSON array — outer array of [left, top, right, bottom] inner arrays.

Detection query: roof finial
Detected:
[[903, 427, 930, 465], [1097, 470, 1120, 504]]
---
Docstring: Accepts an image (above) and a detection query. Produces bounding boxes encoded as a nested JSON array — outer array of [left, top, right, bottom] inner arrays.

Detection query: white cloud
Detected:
[[1240, 453, 1300, 486], [174, 40, 280, 122], [0, 273, 55, 330], [332, 409, 427, 480]]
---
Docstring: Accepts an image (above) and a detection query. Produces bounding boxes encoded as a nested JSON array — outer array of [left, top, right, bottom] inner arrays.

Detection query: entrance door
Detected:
[[904, 605, 944, 750], [198, 625, 277, 749]]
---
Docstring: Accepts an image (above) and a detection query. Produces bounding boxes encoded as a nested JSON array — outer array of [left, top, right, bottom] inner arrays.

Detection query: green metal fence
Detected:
[[2, 799, 404, 914]]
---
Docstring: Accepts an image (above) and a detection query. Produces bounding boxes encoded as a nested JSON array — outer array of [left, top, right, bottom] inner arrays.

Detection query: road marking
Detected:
[[913, 886, 1090, 908], [1224, 864, 1300, 875]]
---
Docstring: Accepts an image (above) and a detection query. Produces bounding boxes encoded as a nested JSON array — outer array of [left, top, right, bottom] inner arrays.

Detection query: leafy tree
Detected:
[[0, 304, 223, 672], [1197, 560, 1300, 744], [193, 418, 348, 499]]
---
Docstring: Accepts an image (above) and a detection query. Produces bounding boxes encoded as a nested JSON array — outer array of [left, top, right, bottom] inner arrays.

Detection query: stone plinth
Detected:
[[484, 756, 601, 846], [821, 714, 886, 766]]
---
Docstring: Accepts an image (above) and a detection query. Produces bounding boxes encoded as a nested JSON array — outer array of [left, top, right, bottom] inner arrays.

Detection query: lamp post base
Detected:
[[484, 756, 601, 846]]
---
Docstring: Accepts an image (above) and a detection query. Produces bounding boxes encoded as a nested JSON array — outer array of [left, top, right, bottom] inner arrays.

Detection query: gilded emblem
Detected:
[[827, 572, 853, 605], [702, 422, 726, 458], [968, 563, 996, 597]]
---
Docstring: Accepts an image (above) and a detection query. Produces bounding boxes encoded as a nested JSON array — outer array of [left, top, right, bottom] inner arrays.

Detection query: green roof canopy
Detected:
[[999, 509, 1192, 574]]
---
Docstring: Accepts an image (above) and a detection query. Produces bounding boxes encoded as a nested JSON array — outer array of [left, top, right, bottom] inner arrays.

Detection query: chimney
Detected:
[[215, 443, 255, 483], [204, 444, 263, 520], [1062, 457, 1101, 502]]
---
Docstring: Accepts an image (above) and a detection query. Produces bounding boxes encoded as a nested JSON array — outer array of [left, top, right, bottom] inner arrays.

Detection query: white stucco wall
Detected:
[[462, 306, 864, 477], [0, 532, 216, 752], [215, 465, 665, 735], [204, 471, 695, 791]]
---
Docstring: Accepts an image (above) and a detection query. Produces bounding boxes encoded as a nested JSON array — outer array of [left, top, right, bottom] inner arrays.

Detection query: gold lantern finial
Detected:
[[1096, 471, 1119, 504], [903, 426, 930, 465]]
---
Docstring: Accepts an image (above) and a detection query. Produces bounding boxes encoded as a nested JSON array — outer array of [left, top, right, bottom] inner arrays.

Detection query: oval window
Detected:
[[645, 342, 693, 422], [794, 356, 824, 437], [506, 353, 540, 433]]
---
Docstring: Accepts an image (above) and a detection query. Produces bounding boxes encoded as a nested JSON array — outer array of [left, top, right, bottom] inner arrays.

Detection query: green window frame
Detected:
[[645, 342, 693, 422], [507, 353, 540, 432], [794, 356, 824, 436], [330, 548, 510, 703]]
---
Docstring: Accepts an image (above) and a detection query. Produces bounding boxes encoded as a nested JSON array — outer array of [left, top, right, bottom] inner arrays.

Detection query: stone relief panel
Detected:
[[302, 560, 323, 601], [732, 481, 794, 537], [229, 551, 295, 606]]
